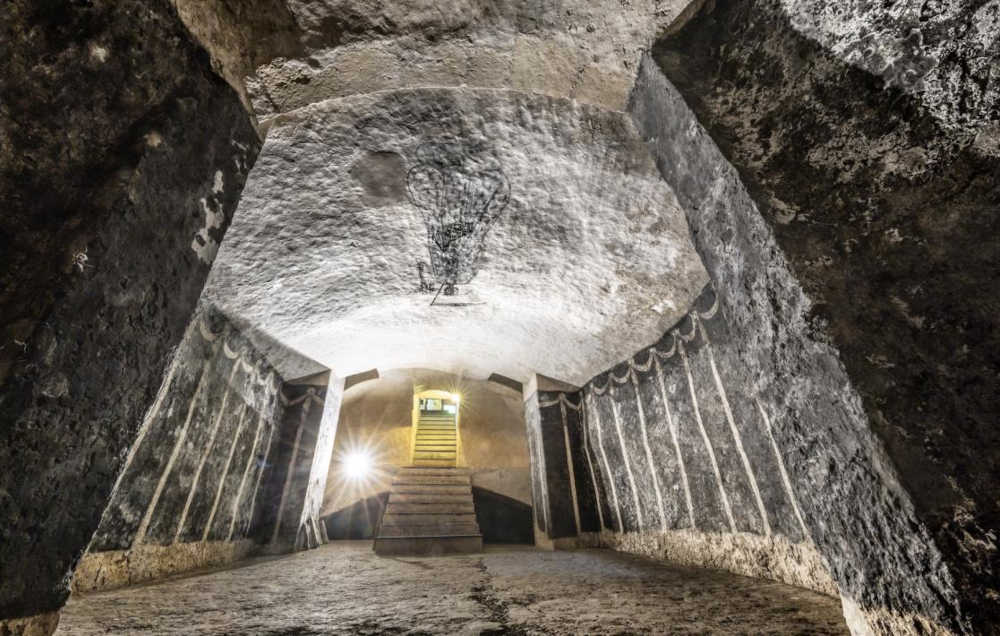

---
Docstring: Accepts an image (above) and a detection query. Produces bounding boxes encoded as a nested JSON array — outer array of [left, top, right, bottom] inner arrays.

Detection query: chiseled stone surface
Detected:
[[774, 0, 1000, 143], [203, 87, 708, 384], [604, 530, 837, 597], [71, 540, 256, 594], [629, 58, 962, 634], [88, 308, 284, 553], [0, 612, 61, 636], [534, 287, 841, 597], [0, 0, 259, 622], [641, 0, 999, 631], [56, 542, 848, 635], [244, 0, 699, 119]]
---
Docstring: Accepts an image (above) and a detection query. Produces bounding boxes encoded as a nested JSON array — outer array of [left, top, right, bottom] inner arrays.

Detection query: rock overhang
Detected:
[[203, 86, 709, 384]]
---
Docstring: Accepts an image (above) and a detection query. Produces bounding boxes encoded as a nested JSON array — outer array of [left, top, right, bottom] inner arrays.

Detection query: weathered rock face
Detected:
[[528, 288, 837, 594], [203, 87, 708, 385], [630, 58, 958, 633], [170, 0, 305, 113], [773, 0, 1000, 142], [0, 0, 259, 624], [73, 308, 284, 592], [242, 0, 698, 119], [641, 0, 998, 631]]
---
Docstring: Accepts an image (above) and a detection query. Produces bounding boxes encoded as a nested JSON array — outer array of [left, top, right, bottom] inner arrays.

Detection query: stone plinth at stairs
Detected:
[[373, 467, 483, 556]]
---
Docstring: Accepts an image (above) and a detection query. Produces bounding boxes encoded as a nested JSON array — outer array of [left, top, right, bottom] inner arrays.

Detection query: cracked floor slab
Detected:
[[57, 542, 847, 634]]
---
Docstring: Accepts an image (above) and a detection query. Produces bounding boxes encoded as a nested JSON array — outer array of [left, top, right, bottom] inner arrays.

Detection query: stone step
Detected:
[[377, 523, 482, 538], [396, 466, 469, 475], [382, 513, 478, 526], [414, 431, 456, 437], [392, 475, 468, 486], [385, 502, 475, 514], [374, 536, 483, 556], [413, 444, 458, 452], [413, 449, 457, 457], [375, 461, 481, 556], [391, 485, 471, 496], [416, 425, 456, 431], [389, 493, 471, 504]]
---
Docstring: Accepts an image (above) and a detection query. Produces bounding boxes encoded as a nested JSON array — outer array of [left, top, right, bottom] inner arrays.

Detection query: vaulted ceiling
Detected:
[[198, 0, 710, 383]]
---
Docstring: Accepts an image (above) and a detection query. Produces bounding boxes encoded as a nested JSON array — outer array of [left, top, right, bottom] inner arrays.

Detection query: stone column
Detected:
[[252, 372, 343, 552], [523, 375, 601, 548]]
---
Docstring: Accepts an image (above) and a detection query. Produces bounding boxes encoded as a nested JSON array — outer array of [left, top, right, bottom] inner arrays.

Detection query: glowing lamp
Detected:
[[342, 450, 373, 479]]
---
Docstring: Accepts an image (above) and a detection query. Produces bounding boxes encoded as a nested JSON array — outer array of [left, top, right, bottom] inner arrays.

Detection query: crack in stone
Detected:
[[469, 559, 547, 636]]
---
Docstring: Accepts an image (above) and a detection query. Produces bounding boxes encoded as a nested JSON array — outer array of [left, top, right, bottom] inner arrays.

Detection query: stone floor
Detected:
[[57, 542, 848, 635]]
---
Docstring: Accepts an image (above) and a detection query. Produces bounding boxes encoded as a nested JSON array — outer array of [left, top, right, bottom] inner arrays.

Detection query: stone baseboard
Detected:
[[0, 611, 60, 636], [71, 540, 256, 594], [601, 529, 838, 597]]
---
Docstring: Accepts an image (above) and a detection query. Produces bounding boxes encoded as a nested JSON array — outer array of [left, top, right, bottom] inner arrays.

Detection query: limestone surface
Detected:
[[242, 0, 699, 118], [204, 88, 707, 384], [56, 542, 848, 635]]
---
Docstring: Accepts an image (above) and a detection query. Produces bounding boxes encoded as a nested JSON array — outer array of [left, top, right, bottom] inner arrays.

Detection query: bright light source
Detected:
[[342, 450, 373, 479], [451, 393, 461, 404]]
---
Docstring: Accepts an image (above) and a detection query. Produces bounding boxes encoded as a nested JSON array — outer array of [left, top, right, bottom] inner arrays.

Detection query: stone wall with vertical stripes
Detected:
[[544, 285, 838, 595], [251, 377, 331, 551], [73, 307, 285, 593]]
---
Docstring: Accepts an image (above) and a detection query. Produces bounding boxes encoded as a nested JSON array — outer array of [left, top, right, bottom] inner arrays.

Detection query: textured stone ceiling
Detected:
[[240, 0, 697, 119], [203, 88, 707, 383]]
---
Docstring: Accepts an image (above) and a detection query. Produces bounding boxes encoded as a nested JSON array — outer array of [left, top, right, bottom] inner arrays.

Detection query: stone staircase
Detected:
[[373, 466, 483, 555], [412, 412, 458, 467]]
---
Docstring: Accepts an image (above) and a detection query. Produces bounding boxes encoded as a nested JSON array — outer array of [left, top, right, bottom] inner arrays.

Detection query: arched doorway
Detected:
[[410, 388, 462, 467]]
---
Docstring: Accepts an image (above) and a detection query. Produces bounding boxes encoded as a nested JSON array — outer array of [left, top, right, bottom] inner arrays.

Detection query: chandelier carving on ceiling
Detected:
[[406, 142, 511, 303]]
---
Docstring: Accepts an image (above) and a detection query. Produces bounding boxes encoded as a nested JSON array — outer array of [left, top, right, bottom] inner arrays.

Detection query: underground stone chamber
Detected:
[[1, 0, 997, 634]]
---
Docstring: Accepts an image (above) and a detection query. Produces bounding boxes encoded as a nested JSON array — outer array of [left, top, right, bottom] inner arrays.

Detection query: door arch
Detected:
[[410, 388, 463, 467]]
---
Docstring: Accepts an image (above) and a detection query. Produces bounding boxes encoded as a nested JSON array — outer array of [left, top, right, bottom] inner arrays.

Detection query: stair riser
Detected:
[[385, 503, 475, 514], [391, 486, 472, 497], [374, 536, 482, 555], [389, 494, 472, 504], [378, 524, 482, 537], [382, 514, 478, 526]]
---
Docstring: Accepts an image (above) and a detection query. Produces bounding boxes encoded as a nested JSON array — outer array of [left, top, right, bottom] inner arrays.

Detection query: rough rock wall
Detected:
[[73, 308, 284, 592], [169, 0, 304, 114], [535, 289, 837, 594], [244, 0, 700, 119], [252, 377, 332, 550], [775, 0, 1000, 141], [639, 0, 998, 632], [0, 0, 259, 626]]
